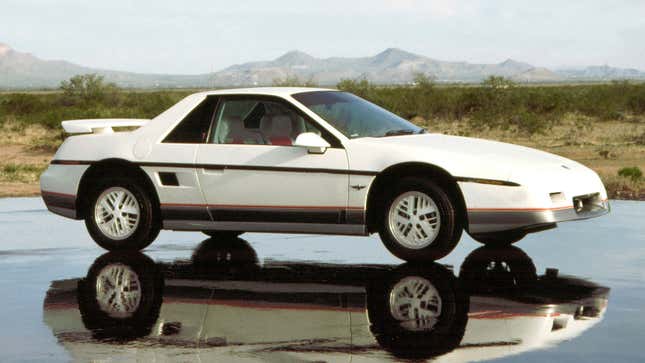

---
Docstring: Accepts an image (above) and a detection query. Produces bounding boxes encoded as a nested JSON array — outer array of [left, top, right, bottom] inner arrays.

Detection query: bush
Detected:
[[3, 75, 645, 141], [618, 166, 643, 181], [272, 75, 317, 87], [336, 77, 373, 98], [628, 86, 645, 114], [333, 77, 645, 133], [59, 74, 119, 105]]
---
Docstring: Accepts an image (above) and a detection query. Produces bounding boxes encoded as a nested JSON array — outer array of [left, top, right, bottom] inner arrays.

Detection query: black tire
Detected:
[[367, 263, 469, 359], [78, 252, 164, 340], [201, 230, 244, 239], [469, 230, 526, 246], [459, 245, 537, 294], [85, 178, 160, 251], [191, 237, 259, 277], [378, 178, 462, 261]]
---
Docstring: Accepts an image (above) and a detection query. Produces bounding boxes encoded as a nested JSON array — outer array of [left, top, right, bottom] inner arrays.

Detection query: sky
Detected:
[[2, 0, 645, 74]]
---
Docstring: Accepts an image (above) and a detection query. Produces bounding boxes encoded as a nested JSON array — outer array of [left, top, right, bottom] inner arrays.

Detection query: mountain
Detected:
[[210, 48, 546, 85], [0, 43, 209, 89], [512, 67, 564, 82], [1, 42, 645, 89], [556, 65, 645, 80]]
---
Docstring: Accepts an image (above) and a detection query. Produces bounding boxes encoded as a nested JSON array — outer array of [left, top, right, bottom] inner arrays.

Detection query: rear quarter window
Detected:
[[163, 97, 218, 143]]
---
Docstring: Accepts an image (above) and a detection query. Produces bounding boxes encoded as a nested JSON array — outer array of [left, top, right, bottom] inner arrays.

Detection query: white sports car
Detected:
[[40, 87, 609, 260]]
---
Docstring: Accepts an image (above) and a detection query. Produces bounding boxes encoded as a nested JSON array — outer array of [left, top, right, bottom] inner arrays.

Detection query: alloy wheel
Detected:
[[388, 191, 441, 249], [94, 187, 140, 240], [389, 276, 443, 331], [95, 263, 142, 318]]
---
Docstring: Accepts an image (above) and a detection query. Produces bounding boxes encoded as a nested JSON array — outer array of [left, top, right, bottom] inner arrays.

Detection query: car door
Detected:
[[195, 95, 356, 233], [140, 96, 218, 224]]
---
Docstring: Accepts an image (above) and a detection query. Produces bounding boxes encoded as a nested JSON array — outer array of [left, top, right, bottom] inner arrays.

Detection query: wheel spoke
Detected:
[[114, 191, 125, 209], [417, 221, 434, 238], [417, 205, 437, 218], [100, 199, 113, 213], [395, 212, 411, 226]]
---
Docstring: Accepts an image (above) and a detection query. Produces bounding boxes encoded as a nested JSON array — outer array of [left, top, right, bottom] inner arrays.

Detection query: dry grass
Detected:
[[0, 163, 47, 183], [0, 122, 54, 195]]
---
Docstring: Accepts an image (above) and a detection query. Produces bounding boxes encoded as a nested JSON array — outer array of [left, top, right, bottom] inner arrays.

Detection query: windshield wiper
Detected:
[[383, 128, 425, 137]]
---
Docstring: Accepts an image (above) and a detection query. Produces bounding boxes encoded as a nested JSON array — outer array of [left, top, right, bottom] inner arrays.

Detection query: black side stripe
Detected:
[[51, 159, 378, 176], [455, 177, 521, 187], [138, 162, 379, 176], [51, 159, 518, 185], [50, 160, 92, 165]]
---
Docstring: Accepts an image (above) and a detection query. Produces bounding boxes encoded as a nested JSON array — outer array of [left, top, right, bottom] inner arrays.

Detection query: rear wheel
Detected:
[[379, 178, 462, 261], [85, 179, 159, 251], [78, 252, 163, 340]]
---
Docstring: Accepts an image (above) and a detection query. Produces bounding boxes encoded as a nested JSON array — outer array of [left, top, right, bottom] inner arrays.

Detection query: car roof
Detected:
[[194, 87, 337, 98]]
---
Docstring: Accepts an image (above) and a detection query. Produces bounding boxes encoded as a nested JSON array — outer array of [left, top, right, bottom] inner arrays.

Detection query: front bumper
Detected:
[[467, 198, 609, 234], [461, 160, 610, 234]]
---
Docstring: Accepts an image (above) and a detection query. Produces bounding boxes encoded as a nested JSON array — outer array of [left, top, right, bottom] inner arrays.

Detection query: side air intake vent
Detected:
[[159, 172, 179, 186]]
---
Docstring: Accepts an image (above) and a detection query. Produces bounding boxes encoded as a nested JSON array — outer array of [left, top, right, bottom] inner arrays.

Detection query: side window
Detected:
[[210, 98, 323, 146], [163, 97, 218, 143]]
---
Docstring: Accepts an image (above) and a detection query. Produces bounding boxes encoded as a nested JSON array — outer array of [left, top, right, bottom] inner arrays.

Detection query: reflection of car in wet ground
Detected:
[[43, 238, 609, 361]]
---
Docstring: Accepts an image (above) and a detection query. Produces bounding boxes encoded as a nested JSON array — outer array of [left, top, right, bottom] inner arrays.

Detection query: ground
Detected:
[[0, 198, 643, 362]]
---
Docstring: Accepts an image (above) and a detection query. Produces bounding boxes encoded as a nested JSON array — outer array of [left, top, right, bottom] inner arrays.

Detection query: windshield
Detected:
[[292, 91, 423, 139]]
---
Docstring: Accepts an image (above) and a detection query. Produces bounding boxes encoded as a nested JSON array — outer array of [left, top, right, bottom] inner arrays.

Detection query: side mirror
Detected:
[[294, 132, 331, 154]]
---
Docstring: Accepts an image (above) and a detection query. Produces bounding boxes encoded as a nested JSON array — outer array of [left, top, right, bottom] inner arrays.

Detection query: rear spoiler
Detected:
[[61, 119, 149, 134]]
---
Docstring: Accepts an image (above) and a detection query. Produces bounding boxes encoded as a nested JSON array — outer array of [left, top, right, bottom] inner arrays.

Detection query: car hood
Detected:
[[349, 133, 580, 181]]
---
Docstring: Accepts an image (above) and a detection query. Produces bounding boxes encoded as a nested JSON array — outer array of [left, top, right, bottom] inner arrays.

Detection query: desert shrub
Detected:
[[0, 79, 191, 134], [272, 75, 317, 87], [334, 77, 645, 133], [510, 109, 547, 134], [627, 86, 645, 114], [3, 76, 645, 140], [336, 77, 374, 98], [618, 166, 643, 181], [481, 75, 516, 89], [0, 93, 47, 114], [59, 74, 119, 105]]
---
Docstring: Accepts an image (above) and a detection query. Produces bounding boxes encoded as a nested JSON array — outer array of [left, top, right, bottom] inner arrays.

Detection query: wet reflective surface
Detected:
[[1, 198, 644, 362]]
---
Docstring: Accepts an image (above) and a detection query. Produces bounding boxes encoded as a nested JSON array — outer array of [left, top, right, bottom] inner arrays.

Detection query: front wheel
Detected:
[[469, 231, 526, 246], [201, 230, 244, 239], [379, 178, 462, 261], [85, 179, 159, 251], [367, 264, 468, 359]]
